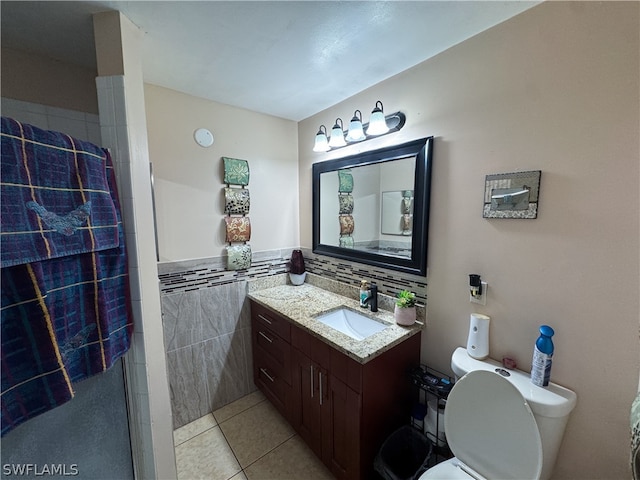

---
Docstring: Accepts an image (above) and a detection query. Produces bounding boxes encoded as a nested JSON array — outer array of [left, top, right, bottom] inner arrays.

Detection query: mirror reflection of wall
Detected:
[[318, 156, 415, 259], [381, 190, 413, 235]]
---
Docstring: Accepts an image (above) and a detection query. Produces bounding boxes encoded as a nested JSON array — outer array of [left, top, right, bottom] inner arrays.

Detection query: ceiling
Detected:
[[1, 1, 538, 121]]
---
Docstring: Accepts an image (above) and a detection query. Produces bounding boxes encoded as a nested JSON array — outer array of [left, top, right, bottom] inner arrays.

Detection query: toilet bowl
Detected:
[[420, 347, 577, 480]]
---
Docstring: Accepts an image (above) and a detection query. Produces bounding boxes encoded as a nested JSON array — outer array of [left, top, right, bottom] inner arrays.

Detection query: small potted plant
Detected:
[[395, 290, 417, 325], [288, 249, 306, 286]]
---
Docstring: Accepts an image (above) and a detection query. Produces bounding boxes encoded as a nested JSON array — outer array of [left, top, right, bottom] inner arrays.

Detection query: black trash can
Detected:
[[374, 425, 433, 480]]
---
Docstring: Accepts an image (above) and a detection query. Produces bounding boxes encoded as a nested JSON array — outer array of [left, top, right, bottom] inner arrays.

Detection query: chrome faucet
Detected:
[[364, 283, 378, 312]]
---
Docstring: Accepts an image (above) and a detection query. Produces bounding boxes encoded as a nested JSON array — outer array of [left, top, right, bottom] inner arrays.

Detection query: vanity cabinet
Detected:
[[250, 299, 421, 480], [251, 302, 292, 423]]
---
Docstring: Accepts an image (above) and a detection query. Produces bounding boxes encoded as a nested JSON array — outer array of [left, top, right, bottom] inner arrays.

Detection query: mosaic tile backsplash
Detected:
[[158, 248, 427, 303]]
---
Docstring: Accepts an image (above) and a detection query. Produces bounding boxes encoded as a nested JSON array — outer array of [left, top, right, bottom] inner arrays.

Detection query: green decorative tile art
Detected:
[[226, 244, 252, 270], [223, 157, 250, 186], [338, 194, 354, 214], [337, 169, 353, 193]]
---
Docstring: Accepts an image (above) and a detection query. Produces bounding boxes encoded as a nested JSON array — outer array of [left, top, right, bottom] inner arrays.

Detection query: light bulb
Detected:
[[313, 125, 329, 152], [366, 101, 389, 136], [329, 118, 346, 147], [346, 110, 366, 142]]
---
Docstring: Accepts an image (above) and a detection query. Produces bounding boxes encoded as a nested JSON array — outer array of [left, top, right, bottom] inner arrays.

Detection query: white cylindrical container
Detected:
[[466, 313, 490, 359], [424, 398, 447, 447]]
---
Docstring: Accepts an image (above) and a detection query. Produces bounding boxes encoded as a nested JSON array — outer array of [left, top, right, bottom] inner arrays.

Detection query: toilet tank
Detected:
[[451, 347, 577, 480]]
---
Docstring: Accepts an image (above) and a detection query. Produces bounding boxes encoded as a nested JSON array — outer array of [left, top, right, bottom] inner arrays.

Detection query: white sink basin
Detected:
[[315, 308, 388, 341]]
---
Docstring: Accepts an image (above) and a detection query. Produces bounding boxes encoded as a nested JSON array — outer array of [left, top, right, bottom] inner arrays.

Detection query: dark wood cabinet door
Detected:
[[322, 372, 361, 480], [291, 348, 323, 457]]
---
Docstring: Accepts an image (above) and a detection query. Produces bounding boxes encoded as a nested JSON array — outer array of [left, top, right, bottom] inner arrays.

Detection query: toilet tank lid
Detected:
[[451, 347, 577, 418]]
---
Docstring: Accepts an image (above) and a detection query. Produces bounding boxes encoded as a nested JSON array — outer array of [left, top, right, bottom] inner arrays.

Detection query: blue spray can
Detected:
[[531, 325, 554, 387]]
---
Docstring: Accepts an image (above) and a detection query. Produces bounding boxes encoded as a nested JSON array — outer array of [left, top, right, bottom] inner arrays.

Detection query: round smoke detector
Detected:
[[194, 128, 214, 147]]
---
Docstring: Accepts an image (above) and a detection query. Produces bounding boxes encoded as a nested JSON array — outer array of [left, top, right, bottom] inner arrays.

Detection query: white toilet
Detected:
[[420, 347, 577, 480]]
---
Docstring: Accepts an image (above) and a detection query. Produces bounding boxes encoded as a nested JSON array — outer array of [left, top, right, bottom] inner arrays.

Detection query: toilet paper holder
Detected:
[[409, 364, 455, 461]]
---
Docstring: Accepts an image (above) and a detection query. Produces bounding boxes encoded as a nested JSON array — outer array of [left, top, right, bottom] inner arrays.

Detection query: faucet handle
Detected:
[[369, 283, 378, 312]]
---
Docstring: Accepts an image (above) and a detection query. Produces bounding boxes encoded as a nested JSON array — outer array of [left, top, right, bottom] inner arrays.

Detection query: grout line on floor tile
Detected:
[[215, 397, 268, 426], [173, 413, 218, 446], [215, 400, 296, 475], [173, 425, 217, 447], [174, 393, 305, 480], [236, 431, 297, 473], [174, 424, 244, 480], [180, 424, 222, 445], [216, 425, 245, 477]]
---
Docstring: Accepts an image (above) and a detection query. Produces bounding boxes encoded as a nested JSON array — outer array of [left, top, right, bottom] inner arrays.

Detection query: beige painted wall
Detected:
[[144, 84, 299, 262], [1, 47, 98, 114], [299, 2, 639, 478]]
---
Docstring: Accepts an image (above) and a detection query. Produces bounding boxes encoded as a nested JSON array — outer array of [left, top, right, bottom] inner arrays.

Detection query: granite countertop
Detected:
[[247, 280, 423, 364]]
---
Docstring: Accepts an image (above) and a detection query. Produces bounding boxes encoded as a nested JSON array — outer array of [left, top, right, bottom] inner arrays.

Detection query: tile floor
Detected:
[[173, 390, 335, 480]]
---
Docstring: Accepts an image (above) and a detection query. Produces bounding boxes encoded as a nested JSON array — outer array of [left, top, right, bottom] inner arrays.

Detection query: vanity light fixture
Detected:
[[312, 100, 405, 153], [329, 118, 347, 148], [346, 110, 366, 142], [366, 101, 390, 136], [313, 125, 330, 152]]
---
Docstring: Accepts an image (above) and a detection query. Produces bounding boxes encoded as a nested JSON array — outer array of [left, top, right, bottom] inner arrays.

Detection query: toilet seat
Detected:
[[421, 370, 542, 480], [420, 457, 485, 479]]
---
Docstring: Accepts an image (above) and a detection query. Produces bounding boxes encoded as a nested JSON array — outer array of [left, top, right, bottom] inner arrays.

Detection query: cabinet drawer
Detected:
[[252, 302, 291, 342], [254, 347, 291, 420], [330, 347, 362, 394], [252, 318, 291, 384], [291, 322, 331, 366]]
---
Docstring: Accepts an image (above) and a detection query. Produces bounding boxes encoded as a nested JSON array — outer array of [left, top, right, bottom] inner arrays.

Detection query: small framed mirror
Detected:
[[483, 170, 541, 219], [312, 137, 433, 276]]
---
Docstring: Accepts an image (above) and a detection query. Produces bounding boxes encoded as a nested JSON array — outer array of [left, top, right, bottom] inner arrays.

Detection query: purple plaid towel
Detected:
[[1, 117, 119, 268], [1, 119, 133, 436]]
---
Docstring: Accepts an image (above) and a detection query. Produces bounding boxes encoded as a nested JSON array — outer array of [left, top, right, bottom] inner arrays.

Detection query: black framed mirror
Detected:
[[312, 137, 433, 276]]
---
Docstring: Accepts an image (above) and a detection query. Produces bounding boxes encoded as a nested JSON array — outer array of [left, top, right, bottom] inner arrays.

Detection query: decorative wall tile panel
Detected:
[[339, 236, 354, 248], [226, 244, 252, 270], [224, 188, 250, 215], [224, 216, 251, 242], [223, 157, 250, 186], [338, 215, 355, 235], [402, 214, 412, 233], [337, 169, 353, 193], [338, 194, 354, 214]]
